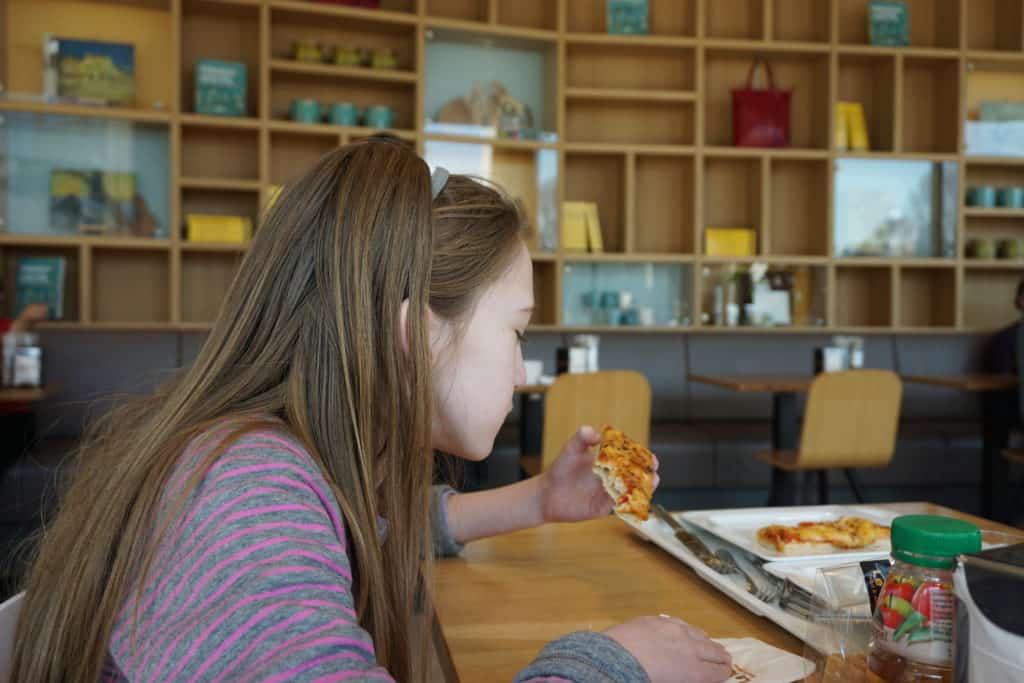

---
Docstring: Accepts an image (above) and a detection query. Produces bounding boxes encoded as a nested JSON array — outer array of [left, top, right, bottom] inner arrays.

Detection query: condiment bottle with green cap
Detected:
[[868, 515, 982, 683]]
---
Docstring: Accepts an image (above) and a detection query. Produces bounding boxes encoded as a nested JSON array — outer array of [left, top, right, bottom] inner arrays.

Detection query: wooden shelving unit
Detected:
[[0, 0, 1022, 333]]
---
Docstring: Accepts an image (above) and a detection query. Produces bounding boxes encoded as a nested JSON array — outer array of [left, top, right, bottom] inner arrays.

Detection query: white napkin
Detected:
[[714, 638, 816, 683]]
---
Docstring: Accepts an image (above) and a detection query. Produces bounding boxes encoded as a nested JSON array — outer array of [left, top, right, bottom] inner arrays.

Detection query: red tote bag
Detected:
[[731, 60, 792, 148]]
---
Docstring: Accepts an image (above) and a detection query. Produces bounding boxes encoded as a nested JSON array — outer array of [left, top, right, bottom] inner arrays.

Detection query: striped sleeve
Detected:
[[108, 430, 396, 682], [514, 631, 650, 683]]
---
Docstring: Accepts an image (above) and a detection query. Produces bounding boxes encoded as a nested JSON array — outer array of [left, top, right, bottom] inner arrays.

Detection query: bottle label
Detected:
[[873, 570, 955, 666]]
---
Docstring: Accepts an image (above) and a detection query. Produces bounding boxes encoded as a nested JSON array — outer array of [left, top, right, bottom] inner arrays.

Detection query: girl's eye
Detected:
[[515, 331, 527, 345]]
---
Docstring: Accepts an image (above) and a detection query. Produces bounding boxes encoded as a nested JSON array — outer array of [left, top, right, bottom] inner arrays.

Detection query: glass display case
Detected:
[[424, 28, 557, 141], [833, 158, 957, 259], [700, 261, 827, 328], [0, 110, 170, 238], [562, 261, 692, 328]]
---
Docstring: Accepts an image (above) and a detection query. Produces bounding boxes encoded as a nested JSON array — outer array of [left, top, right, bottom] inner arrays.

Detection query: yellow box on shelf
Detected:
[[836, 102, 870, 152], [705, 228, 756, 257], [561, 201, 604, 252], [186, 214, 253, 243]]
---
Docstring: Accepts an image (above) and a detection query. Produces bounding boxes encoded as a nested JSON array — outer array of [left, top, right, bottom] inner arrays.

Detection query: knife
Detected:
[[652, 504, 727, 573]]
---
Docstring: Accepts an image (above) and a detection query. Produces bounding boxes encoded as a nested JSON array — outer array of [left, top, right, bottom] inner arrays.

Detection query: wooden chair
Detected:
[[755, 370, 902, 504], [520, 371, 652, 476]]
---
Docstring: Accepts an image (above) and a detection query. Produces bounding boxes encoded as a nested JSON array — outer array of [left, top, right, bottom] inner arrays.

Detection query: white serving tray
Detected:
[[680, 505, 898, 563]]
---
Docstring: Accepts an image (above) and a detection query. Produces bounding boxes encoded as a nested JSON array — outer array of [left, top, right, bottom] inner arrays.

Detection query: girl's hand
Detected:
[[604, 616, 732, 683], [537, 425, 660, 523]]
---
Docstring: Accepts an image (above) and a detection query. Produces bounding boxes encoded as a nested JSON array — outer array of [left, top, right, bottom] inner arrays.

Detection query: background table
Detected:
[[688, 374, 814, 505], [433, 502, 1017, 683]]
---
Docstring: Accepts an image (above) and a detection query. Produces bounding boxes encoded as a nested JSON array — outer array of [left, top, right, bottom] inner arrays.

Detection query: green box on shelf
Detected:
[[195, 59, 247, 117], [869, 1, 909, 46], [15, 256, 66, 320], [607, 0, 648, 35]]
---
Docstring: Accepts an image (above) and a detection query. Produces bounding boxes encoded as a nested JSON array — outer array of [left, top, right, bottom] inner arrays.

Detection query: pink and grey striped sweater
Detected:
[[102, 422, 647, 682]]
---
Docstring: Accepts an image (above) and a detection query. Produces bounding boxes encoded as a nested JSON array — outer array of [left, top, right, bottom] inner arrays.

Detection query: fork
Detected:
[[713, 548, 783, 603]]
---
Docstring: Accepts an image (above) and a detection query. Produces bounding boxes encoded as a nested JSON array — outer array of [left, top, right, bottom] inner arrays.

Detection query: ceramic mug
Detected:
[[966, 238, 995, 259], [328, 102, 360, 126], [967, 186, 997, 208], [998, 187, 1024, 209], [997, 238, 1024, 259], [290, 98, 321, 124], [363, 105, 394, 129]]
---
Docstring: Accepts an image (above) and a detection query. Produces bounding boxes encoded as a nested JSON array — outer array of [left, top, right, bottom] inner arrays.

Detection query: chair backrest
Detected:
[[798, 369, 902, 470], [540, 370, 652, 471], [0, 592, 24, 682]]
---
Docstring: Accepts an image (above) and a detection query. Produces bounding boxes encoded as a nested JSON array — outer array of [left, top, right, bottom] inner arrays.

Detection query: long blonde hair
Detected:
[[11, 136, 526, 682]]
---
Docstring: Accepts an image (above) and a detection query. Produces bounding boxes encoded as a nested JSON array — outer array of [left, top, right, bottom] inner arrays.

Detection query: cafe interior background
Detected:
[[1, 0, 1024, 674]]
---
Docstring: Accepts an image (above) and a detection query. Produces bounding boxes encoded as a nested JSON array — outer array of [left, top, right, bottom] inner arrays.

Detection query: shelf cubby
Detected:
[[704, 50, 830, 149], [427, 0, 488, 23], [532, 260, 558, 325], [565, 100, 694, 146], [271, 4, 418, 74], [835, 266, 893, 327], [706, 0, 764, 41], [768, 159, 828, 256], [181, 250, 242, 324], [564, 152, 626, 253], [181, 126, 259, 181], [898, 266, 957, 327], [0, 246, 80, 322], [703, 157, 763, 254], [838, 0, 960, 49], [497, 0, 557, 31], [967, 0, 1024, 51], [269, 131, 340, 188], [902, 57, 960, 154], [838, 54, 897, 152], [269, 70, 415, 130], [180, 188, 261, 235], [634, 155, 695, 254], [771, 0, 831, 43], [965, 161, 1024, 194], [566, 0, 696, 36], [92, 248, 169, 324], [565, 43, 695, 93], [699, 261, 827, 328], [3, 0, 173, 112], [181, 0, 261, 116], [963, 216, 1024, 257], [964, 266, 1021, 329]]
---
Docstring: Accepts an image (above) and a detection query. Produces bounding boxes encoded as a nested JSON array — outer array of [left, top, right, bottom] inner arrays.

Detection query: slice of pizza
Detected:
[[592, 425, 655, 521], [756, 517, 890, 554]]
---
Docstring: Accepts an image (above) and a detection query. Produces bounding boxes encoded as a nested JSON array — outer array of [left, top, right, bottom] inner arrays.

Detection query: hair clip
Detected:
[[431, 166, 450, 200]]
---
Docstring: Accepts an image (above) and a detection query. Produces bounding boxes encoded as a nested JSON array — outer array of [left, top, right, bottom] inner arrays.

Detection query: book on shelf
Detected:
[[868, 1, 909, 47], [15, 256, 65, 320], [836, 102, 870, 152], [195, 59, 247, 117], [607, 0, 649, 35], [561, 202, 604, 253], [44, 35, 136, 106]]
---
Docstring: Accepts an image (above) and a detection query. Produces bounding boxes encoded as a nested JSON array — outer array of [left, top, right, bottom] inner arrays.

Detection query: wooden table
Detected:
[[0, 387, 48, 403], [432, 502, 1016, 683], [689, 374, 814, 506], [901, 374, 1016, 393], [902, 373, 1018, 522]]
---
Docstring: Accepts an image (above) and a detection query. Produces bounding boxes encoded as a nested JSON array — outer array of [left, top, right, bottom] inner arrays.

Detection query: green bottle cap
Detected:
[[891, 515, 982, 569]]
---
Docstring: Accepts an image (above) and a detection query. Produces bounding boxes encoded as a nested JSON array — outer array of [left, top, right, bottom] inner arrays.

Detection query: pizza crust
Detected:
[[591, 425, 655, 521]]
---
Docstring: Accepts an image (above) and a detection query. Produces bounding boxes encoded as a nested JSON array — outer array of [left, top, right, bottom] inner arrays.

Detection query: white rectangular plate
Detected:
[[681, 504, 899, 563]]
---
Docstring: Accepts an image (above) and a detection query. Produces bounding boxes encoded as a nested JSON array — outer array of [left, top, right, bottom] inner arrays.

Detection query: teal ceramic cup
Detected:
[[363, 105, 394, 129], [967, 186, 997, 207], [998, 187, 1024, 209], [328, 102, 360, 126], [290, 99, 321, 124]]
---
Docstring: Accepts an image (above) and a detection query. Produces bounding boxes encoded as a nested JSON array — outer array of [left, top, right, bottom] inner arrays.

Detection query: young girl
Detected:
[[11, 137, 731, 683]]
